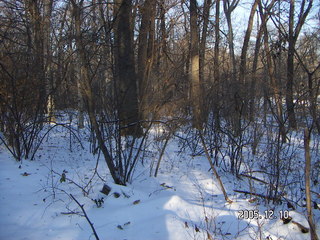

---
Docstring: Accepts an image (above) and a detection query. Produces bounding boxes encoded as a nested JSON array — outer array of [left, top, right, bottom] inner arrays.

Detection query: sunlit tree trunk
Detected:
[[304, 128, 319, 240], [190, 0, 202, 129], [138, 0, 156, 121], [199, 0, 212, 121], [43, 0, 54, 123]]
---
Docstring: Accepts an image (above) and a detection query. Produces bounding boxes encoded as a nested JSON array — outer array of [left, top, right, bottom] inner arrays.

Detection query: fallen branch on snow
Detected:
[[70, 194, 100, 240]]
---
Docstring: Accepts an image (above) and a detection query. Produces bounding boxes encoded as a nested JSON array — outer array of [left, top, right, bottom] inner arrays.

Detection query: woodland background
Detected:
[[1, 0, 320, 239]]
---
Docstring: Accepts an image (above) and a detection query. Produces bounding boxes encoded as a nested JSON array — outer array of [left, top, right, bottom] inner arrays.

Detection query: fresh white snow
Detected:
[[0, 119, 319, 240]]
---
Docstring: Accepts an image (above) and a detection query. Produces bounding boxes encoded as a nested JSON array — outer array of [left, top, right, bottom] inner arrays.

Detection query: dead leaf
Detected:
[[248, 198, 257, 203], [21, 172, 31, 176]]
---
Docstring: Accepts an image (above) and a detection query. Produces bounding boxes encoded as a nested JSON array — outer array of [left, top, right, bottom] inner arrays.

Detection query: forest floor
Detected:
[[0, 115, 319, 240]]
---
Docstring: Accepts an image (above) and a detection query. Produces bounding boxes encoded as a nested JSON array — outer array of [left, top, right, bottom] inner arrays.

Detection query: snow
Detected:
[[0, 118, 319, 240]]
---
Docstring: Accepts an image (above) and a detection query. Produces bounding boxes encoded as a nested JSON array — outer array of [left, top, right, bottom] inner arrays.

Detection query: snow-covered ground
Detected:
[[0, 119, 319, 240]]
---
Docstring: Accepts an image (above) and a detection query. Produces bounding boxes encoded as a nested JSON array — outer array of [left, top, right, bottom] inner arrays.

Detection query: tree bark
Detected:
[[199, 0, 212, 121], [199, 0, 212, 84], [137, 0, 156, 121], [114, 0, 142, 136], [249, 23, 263, 121], [239, 0, 258, 84], [213, 0, 220, 128], [304, 128, 319, 240], [43, 0, 54, 123], [190, 0, 202, 129], [25, 0, 46, 118]]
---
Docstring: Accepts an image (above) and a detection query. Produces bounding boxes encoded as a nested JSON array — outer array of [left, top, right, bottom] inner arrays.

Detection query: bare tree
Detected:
[[71, 0, 124, 185]]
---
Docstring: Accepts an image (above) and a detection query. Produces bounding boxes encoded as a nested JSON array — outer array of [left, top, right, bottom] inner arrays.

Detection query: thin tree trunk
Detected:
[[223, 0, 238, 80], [239, 0, 258, 118], [304, 128, 319, 240], [223, 0, 240, 135], [259, 0, 286, 143], [43, 0, 54, 123], [286, 0, 297, 129], [213, 0, 220, 128], [249, 23, 263, 121], [294, 51, 320, 134], [239, 0, 258, 84], [286, 0, 313, 129]]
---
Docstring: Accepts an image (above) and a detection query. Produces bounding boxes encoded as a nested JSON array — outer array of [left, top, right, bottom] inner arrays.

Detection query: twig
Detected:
[[234, 189, 279, 201], [239, 174, 268, 185], [51, 169, 89, 196], [70, 194, 100, 240]]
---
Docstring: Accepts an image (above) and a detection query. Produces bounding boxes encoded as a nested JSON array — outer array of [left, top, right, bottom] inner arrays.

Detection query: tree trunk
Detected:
[[249, 23, 263, 121], [137, 0, 156, 121], [259, 0, 287, 143], [304, 128, 319, 240], [223, 0, 240, 135], [239, 0, 258, 84], [239, 0, 258, 118], [286, 0, 313, 129], [199, 0, 212, 121], [286, 0, 297, 129], [190, 0, 202, 129], [43, 0, 54, 123], [213, 0, 220, 128], [114, 0, 142, 136], [25, 0, 46, 118]]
